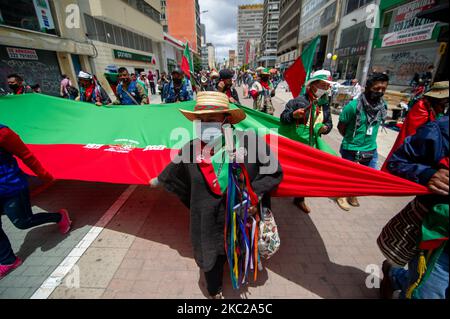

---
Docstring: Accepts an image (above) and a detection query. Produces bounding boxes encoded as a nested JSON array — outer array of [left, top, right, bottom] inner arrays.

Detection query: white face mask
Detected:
[[198, 122, 223, 143], [314, 88, 329, 98]]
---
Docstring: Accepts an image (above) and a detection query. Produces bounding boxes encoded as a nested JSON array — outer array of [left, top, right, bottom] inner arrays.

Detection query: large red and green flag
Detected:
[[0, 94, 428, 197], [181, 41, 194, 79], [284, 36, 320, 98]]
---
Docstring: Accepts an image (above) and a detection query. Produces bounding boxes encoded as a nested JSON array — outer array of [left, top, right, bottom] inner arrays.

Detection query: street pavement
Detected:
[[0, 85, 413, 299]]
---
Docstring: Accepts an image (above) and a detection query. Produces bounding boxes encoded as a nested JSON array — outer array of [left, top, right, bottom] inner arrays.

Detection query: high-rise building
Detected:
[[260, 0, 280, 67], [200, 23, 206, 46], [237, 4, 264, 66], [161, 0, 202, 54], [228, 50, 237, 68], [277, 0, 301, 69], [207, 43, 215, 70], [201, 45, 209, 70], [200, 23, 208, 70]]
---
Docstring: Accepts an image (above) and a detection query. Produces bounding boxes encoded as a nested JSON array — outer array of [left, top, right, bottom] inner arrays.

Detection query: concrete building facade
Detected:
[[228, 50, 237, 69], [260, 0, 280, 67], [0, 0, 165, 98], [207, 43, 215, 70], [0, 0, 95, 96], [276, 0, 301, 70], [333, 0, 374, 83], [237, 4, 264, 66], [297, 0, 342, 70], [163, 32, 184, 74]]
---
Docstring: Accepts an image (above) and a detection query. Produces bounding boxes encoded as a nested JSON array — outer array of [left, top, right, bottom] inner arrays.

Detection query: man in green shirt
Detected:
[[337, 72, 389, 210]]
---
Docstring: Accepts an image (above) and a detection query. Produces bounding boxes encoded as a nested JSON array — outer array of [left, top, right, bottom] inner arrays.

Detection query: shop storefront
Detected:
[[372, 0, 446, 90], [112, 49, 157, 75], [335, 21, 371, 83], [0, 45, 61, 96], [298, 0, 339, 68]]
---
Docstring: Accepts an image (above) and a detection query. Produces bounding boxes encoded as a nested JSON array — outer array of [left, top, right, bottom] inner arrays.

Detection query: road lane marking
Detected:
[[30, 185, 138, 299]]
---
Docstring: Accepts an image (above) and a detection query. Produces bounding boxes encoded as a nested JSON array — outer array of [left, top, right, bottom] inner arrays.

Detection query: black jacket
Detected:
[[210, 83, 240, 104], [280, 94, 333, 135]]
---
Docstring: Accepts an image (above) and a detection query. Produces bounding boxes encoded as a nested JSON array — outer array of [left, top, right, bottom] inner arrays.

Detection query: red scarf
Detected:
[[260, 80, 270, 90], [84, 83, 95, 102]]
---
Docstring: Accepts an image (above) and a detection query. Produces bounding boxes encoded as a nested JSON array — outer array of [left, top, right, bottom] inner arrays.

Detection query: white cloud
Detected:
[[199, 0, 263, 61]]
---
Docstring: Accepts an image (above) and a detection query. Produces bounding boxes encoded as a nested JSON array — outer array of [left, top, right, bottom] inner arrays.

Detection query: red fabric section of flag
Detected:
[[18, 136, 429, 198], [419, 238, 449, 251], [18, 144, 174, 185], [382, 99, 435, 171], [264, 134, 429, 197], [181, 56, 191, 79], [284, 57, 306, 98]]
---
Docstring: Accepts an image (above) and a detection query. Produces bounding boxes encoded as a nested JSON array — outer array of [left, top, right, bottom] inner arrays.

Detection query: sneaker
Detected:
[[293, 198, 311, 214], [0, 257, 23, 280], [347, 197, 360, 207], [336, 197, 351, 211], [58, 209, 72, 234]]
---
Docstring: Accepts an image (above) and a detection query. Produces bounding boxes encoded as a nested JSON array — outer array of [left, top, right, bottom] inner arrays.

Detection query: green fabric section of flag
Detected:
[[300, 36, 321, 95], [182, 41, 194, 76], [209, 136, 242, 193], [0, 93, 334, 155]]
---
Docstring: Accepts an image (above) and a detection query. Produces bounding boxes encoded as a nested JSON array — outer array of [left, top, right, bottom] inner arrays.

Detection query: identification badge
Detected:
[[366, 126, 373, 136]]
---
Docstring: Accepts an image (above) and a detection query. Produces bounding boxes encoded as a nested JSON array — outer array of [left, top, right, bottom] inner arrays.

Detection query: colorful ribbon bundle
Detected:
[[224, 162, 261, 289]]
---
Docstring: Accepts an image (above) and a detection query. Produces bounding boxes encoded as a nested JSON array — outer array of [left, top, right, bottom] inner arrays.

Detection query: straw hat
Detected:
[[179, 91, 246, 124], [210, 70, 219, 78], [424, 81, 449, 99]]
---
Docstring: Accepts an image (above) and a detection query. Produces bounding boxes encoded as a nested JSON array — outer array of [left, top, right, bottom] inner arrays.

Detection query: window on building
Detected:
[[0, 0, 57, 35], [339, 21, 370, 47], [380, 10, 394, 35], [104, 22, 115, 45], [84, 14, 155, 52], [345, 0, 371, 15], [121, 0, 161, 23]]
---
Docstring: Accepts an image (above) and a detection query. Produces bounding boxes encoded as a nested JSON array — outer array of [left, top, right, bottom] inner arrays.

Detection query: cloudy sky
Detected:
[[198, 0, 263, 62]]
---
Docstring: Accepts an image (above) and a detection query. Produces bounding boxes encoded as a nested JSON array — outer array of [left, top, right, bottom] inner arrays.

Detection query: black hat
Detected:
[[219, 69, 234, 80], [171, 67, 183, 75]]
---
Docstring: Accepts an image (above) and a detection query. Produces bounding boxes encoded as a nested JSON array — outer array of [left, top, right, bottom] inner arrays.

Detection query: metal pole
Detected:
[[361, 0, 380, 87]]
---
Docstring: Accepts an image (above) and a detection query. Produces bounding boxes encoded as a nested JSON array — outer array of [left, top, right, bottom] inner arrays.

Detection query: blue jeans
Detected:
[[390, 251, 449, 299], [340, 147, 379, 169], [0, 187, 61, 265]]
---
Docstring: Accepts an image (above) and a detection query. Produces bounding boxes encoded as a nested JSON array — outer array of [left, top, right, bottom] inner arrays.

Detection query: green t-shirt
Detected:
[[339, 99, 381, 152]]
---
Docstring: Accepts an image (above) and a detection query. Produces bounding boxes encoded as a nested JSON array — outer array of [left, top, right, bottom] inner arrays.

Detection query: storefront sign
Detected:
[[335, 43, 367, 57], [113, 49, 153, 63], [382, 22, 436, 47], [392, 0, 435, 32], [371, 44, 438, 86], [6, 47, 38, 60], [32, 0, 55, 30]]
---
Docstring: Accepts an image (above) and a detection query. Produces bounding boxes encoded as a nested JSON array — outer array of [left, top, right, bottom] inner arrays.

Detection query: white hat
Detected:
[[78, 71, 92, 80], [306, 69, 334, 87]]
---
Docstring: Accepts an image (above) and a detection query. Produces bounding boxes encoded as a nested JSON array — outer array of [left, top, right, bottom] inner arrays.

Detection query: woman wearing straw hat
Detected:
[[150, 92, 282, 299], [382, 81, 449, 172]]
